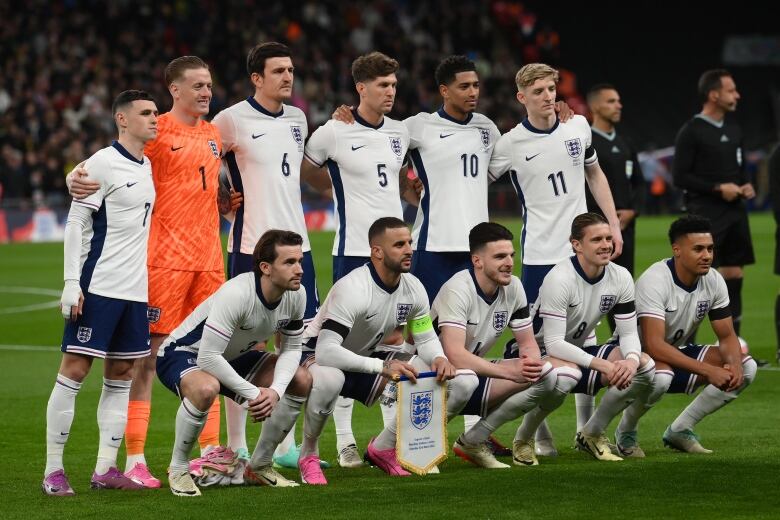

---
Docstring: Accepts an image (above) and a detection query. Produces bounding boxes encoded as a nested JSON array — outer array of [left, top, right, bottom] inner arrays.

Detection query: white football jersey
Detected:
[[431, 269, 531, 358], [213, 98, 311, 253], [535, 257, 635, 347], [405, 110, 501, 252], [73, 142, 155, 302], [161, 272, 306, 360], [303, 263, 429, 354], [304, 112, 410, 256], [489, 115, 597, 265], [636, 258, 730, 347]]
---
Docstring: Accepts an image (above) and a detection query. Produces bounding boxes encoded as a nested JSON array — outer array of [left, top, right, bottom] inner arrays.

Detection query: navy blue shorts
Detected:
[[61, 292, 150, 359], [228, 251, 320, 321], [521, 263, 555, 307], [668, 344, 711, 394], [156, 348, 272, 403], [332, 255, 369, 283], [461, 373, 493, 418], [572, 343, 618, 395], [411, 250, 472, 303]]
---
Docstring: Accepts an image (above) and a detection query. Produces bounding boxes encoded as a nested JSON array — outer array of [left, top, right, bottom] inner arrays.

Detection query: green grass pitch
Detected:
[[1, 214, 778, 519]]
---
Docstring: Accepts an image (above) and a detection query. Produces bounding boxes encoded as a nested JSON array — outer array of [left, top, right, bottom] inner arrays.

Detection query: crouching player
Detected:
[[43, 91, 158, 495], [616, 215, 756, 454], [432, 222, 560, 469], [511, 213, 657, 462], [296, 217, 478, 484], [156, 230, 312, 496]]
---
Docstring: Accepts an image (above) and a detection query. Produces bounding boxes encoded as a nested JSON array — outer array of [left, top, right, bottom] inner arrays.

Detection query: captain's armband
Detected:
[[408, 314, 433, 335]]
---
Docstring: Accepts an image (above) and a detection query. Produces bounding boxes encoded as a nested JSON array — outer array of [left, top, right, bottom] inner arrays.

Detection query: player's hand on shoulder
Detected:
[[332, 105, 355, 124], [431, 356, 457, 382], [66, 162, 99, 199], [60, 280, 83, 321], [382, 359, 418, 383], [248, 388, 280, 422], [554, 101, 575, 123]]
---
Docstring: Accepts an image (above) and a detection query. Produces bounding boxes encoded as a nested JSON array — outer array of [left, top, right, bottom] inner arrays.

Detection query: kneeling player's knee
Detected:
[[553, 366, 581, 394], [535, 362, 556, 392], [741, 357, 758, 386], [189, 380, 220, 409], [633, 356, 656, 386], [311, 366, 345, 399], [447, 372, 478, 408]]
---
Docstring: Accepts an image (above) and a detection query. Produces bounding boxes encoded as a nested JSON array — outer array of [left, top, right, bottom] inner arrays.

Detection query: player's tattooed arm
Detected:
[[217, 168, 242, 215]]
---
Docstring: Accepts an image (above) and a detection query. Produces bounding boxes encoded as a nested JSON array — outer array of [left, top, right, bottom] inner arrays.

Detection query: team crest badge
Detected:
[[695, 301, 710, 320], [410, 390, 433, 430], [389, 137, 403, 157], [208, 139, 220, 158], [599, 295, 617, 314], [77, 326, 92, 343], [493, 311, 508, 331], [396, 303, 413, 323], [276, 319, 290, 331], [147, 307, 161, 323], [479, 128, 490, 148], [565, 138, 582, 158], [290, 125, 303, 146]]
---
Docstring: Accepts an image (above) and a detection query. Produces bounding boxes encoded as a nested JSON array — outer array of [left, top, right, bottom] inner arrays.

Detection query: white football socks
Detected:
[[95, 378, 131, 475], [250, 394, 305, 468], [45, 374, 82, 476], [170, 397, 208, 473]]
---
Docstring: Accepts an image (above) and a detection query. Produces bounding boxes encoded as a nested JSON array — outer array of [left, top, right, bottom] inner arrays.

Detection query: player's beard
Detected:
[[384, 255, 411, 274]]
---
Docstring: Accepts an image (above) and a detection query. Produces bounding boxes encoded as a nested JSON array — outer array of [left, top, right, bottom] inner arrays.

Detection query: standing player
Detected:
[[673, 70, 754, 339], [296, 218, 475, 484], [67, 56, 232, 486], [488, 63, 623, 455], [513, 213, 657, 462], [302, 52, 412, 466], [212, 42, 330, 467], [616, 215, 757, 455], [157, 230, 313, 496], [770, 145, 780, 363], [43, 91, 157, 496]]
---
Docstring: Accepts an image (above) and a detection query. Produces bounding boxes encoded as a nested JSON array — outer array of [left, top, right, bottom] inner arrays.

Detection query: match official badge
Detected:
[[147, 306, 161, 324], [389, 136, 403, 157], [208, 139, 220, 158], [695, 300, 710, 320], [479, 128, 490, 149], [410, 390, 433, 430], [290, 125, 304, 149], [77, 326, 92, 343], [565, 138, 582, 158], [492, 311, 508, 331], [396, 303, 413, 324], [599, 294, 617, 314]]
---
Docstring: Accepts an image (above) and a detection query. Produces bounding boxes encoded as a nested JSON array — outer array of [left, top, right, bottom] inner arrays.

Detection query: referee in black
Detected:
[[769, 144, 780, 363], [673, 69, 755, 339], [585, 84, 645, 330]]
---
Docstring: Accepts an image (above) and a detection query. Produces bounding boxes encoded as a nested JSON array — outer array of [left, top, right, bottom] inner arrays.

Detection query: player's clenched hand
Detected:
[[554, 101, 575, 123], [430, 356, 457, 382], [60, 280, 83, 322], [229, 189, 243, 211], [610, 223, 624, 260], [381, 359, 418, 383], [248, 388, 280, 422], [723, 363, 744, 392], [66, 163, 100, 199], [740, 183, 756, 200], [518, 355, 544, 383], [703, 365, 733, 390], [610, 358, 638, 390], [332, 105, 355, 124], [411, 177, 423, 198], [718, 182, 742, 202]]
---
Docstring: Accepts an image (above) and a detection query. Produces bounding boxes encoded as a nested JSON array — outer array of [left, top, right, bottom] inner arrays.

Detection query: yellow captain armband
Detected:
[[408, 314, 433, 335]]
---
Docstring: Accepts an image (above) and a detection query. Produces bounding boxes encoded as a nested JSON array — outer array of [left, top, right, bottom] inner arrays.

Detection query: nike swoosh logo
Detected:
[[439, 133, 454, 138], [171, 146, 184, 151], [569, 303, 579, 308], [60, 432, 69, 436], [126, 182, 138, 188], [665, 308, 676, 313], [111, 436, 122, 441], [183, 440, 193, 445], [466, 321, 478, 326], [594, 445, 603, 455], [252, 133, 265, 139], [317, 410, 331, 416], [525, 153, 540, 161], [264, 476, 277, 485], [366, 313, 378, 320], [351, 145, 366, 151], [240, 325, 253, 330]]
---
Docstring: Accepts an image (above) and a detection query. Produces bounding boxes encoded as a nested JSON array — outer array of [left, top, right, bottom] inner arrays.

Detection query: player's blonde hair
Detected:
[[515, 63, 559, 91]]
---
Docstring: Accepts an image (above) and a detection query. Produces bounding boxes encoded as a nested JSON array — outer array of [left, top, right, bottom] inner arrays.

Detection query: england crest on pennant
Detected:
[[389, 136, 403, 157], [599, 295, 617, 314], [565, 138, 582, 158], [396, 303, 412, 324], [695, 301, 710, 320], [479, 128, 490, 148], [208, 139, 220, 158], [77, 326, 92, 343], [492, 311, 508, 331], [410, 390, 433, 430]]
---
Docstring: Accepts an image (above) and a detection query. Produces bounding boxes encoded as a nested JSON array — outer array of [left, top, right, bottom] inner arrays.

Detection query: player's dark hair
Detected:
[[435, 55, 477, 86], [111, 90, 155, 116], [351, 52, 399, 84], [668, 215, 712, 244], [570, 212, 609, 242], [586, 83, 616, 105], [247, 42, 292, 77], [164, 56, 209, 87], [469, 222, 514, 254], [253, 230, 303, 274], [698, 69, 731, 103], [368, 217, 407, 245]]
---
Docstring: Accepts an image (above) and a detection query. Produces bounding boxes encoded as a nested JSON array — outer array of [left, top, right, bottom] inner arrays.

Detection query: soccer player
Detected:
[[433, 222, 577, 469], [156, 230, 313, 496], [488, 63, 624, 455], [67, 56, 232, 486], [296, 217, 477, 484], [302, 52, 413, 466], [616, 215, 757, 455], [673, 70, 754, 339], [42, 90, 158, 496], [770, 145, 780, 363], [512, 213, 657, 462], [212, 42, 330, 467]]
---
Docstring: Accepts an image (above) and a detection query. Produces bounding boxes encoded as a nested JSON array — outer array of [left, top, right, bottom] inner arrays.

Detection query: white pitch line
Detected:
[[0, 286, 60, 296], [0, 301, 60, 315], [0, 286, 61, 315], [0, 344, 59, 352]]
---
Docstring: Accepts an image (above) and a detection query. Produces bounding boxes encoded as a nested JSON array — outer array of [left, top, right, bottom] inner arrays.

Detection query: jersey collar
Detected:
[[247, 96, 284, 118], [437, 107, 473, 125], [666, 258, 698, 292], [469, 267, 498, 304], [367, 262, 399, 294], [111, 141, 144, 164], [254, 271, 282, 310], [570, 256, 605, 285], [694, 113, 724, 128], [353, 108, 384, 130], [522, 117, 559, 135], [591, 126, 617, 141]]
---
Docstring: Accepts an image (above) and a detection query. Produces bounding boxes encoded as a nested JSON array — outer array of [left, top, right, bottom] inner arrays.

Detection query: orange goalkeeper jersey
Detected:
[[145, 113, 223, 271]]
